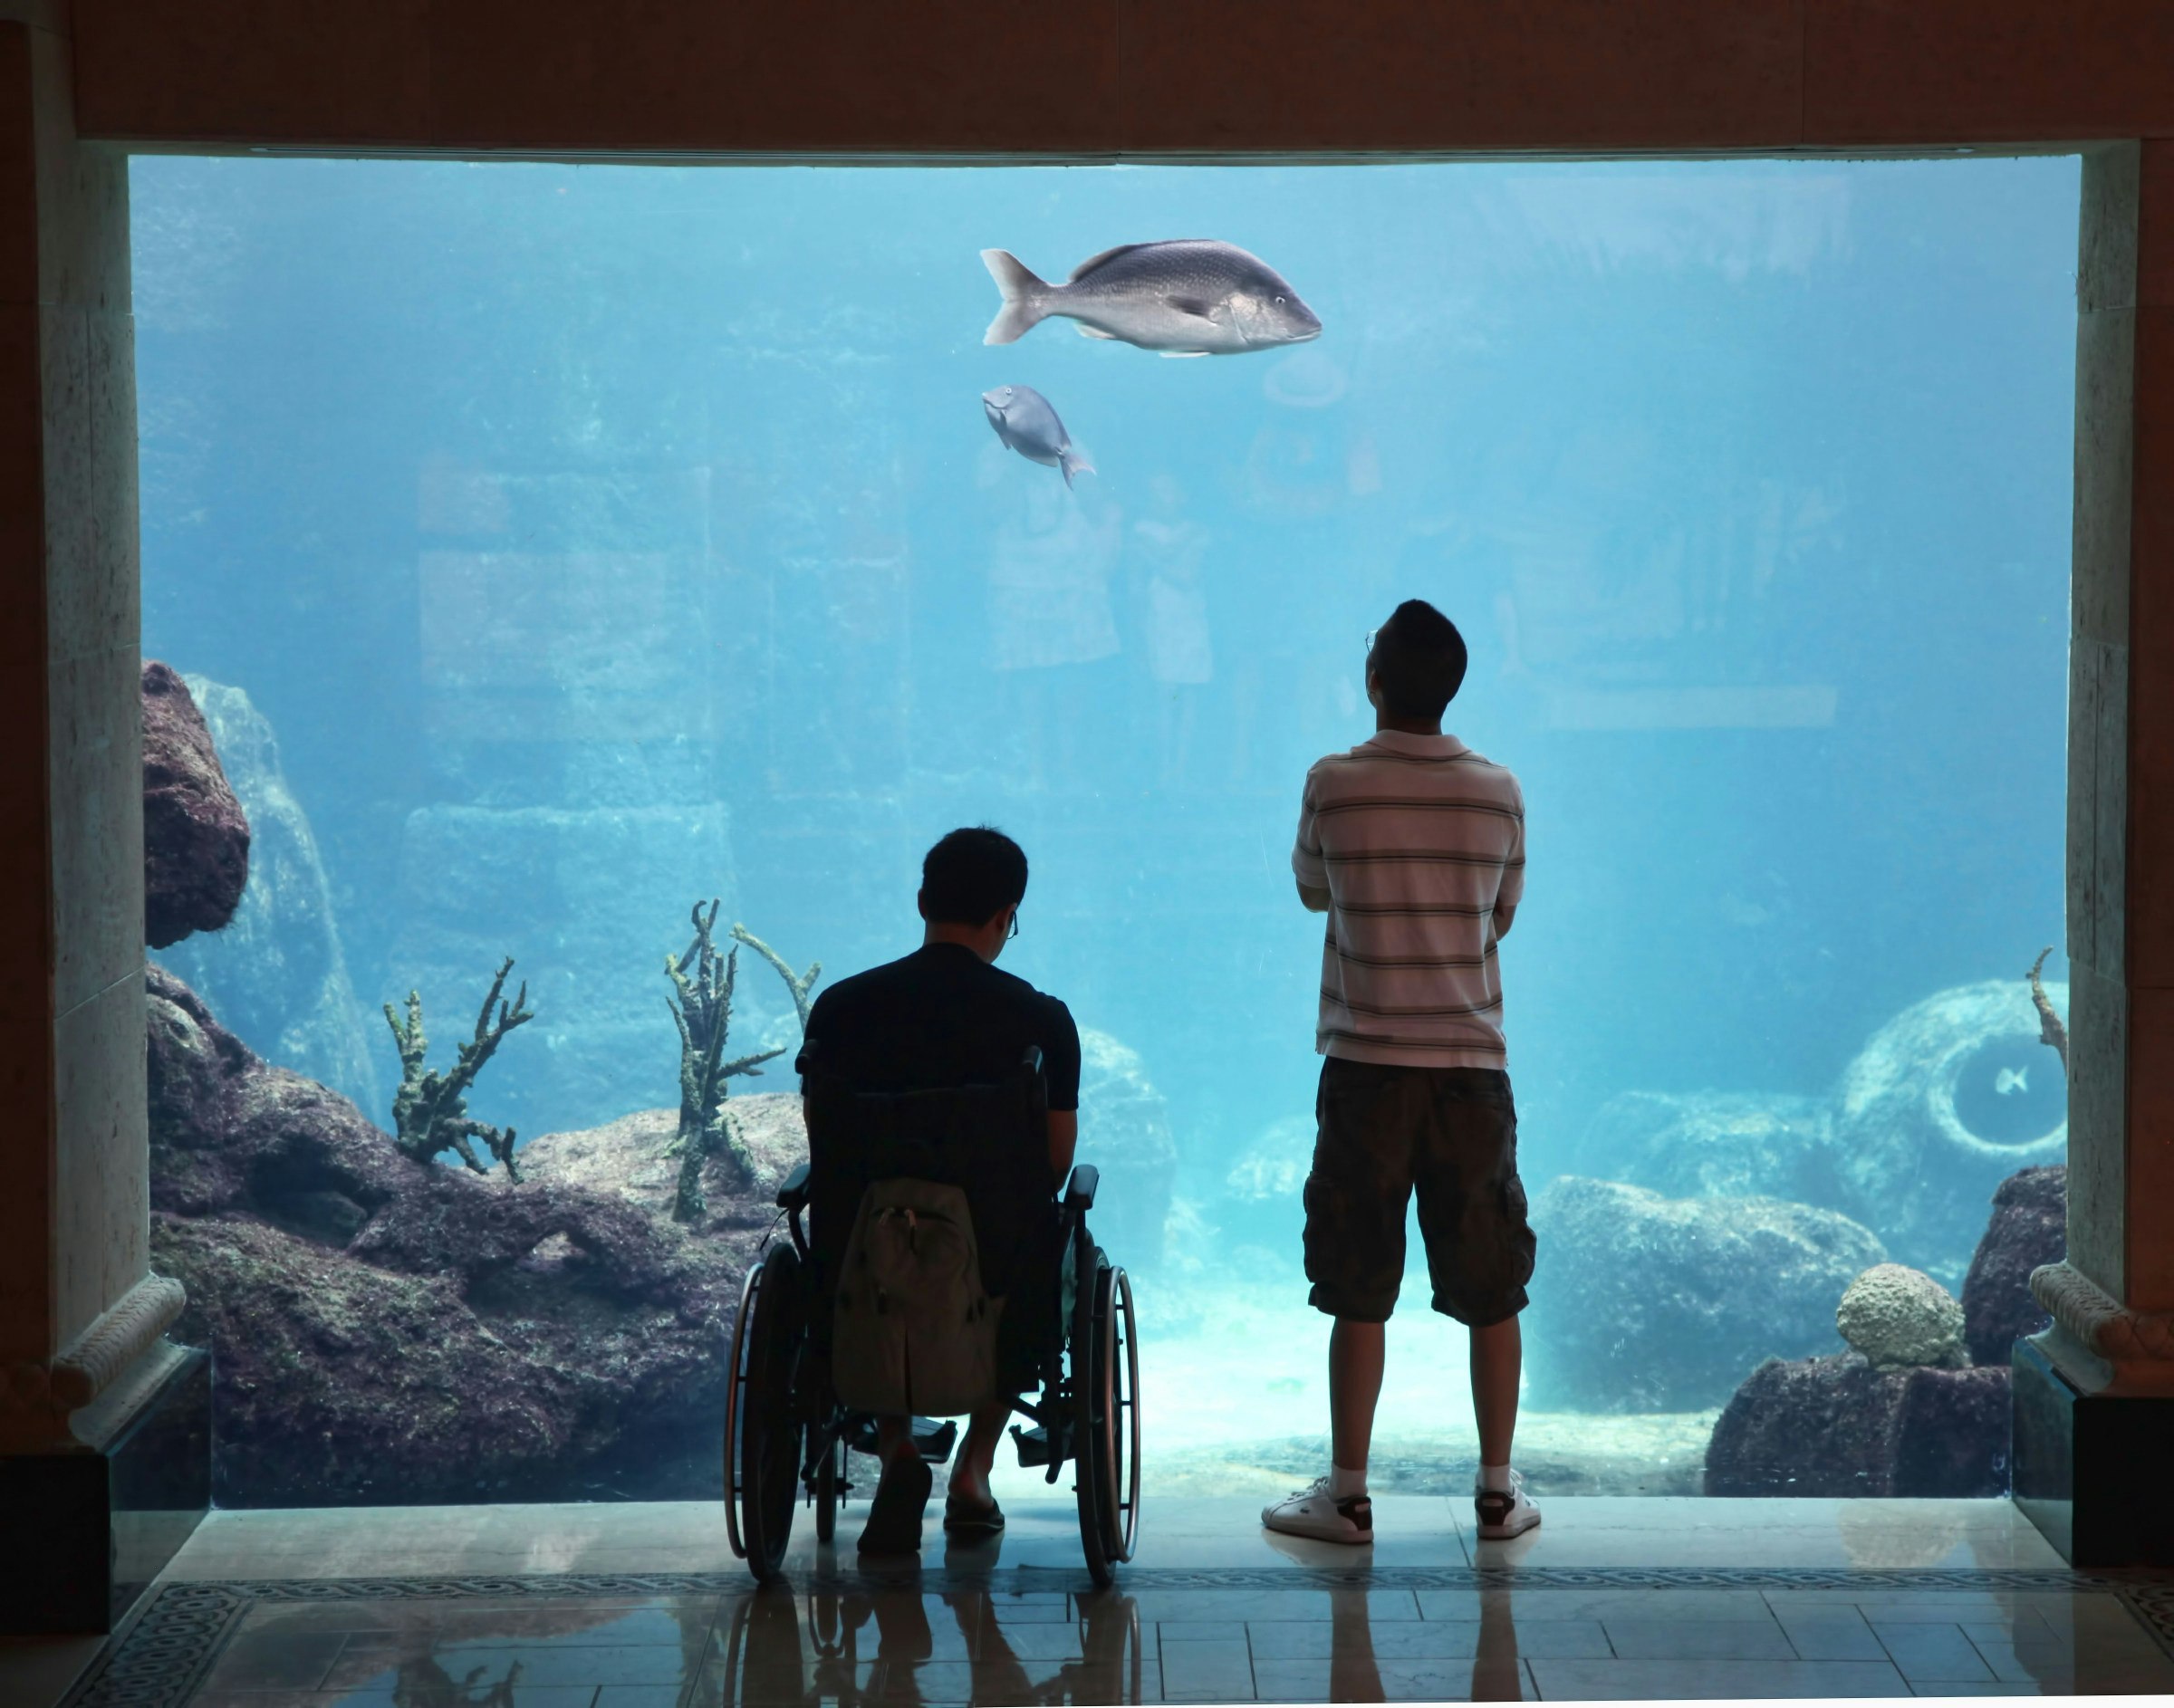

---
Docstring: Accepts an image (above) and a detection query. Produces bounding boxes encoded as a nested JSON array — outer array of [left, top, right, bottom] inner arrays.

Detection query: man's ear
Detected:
[[915, 888, 931, 921]]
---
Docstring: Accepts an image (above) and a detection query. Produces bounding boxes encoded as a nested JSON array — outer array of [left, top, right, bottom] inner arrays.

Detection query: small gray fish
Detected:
[[982, 384, 1093, 486], [981, 239, 1322, 357]]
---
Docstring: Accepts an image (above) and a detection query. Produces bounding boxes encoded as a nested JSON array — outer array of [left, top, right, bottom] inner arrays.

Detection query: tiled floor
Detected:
[[26, 1498, 2174, 1706]]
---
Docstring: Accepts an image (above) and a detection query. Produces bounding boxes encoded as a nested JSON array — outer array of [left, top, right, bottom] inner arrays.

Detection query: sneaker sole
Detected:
[[1475, 1511, 1542, 1541], [1262, 1517, 1373, 1545]]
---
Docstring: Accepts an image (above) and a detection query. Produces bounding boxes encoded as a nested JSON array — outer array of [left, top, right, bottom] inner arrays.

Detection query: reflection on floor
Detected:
[[33, 1498, 2174, 1706]]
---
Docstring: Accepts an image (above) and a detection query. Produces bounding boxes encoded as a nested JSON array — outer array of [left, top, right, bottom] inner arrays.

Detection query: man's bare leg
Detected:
[[947, 1402, 1015, 1508], [874, 1415, 919, 1469], [1469, 1315, 1521, 1469], [1329, 1319, 1386, 1474]]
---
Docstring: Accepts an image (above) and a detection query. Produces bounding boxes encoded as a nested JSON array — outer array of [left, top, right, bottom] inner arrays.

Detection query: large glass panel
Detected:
[[135, 157, 2077, 1508]]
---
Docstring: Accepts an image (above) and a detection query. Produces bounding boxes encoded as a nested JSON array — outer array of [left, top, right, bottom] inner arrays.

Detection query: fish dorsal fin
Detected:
[[1068, 243, 1150, 281]]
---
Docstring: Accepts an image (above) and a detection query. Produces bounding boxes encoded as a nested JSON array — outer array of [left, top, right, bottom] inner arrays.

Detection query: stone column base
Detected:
[[2014, 1335, 2174, 1566], [0, 1342, 210, 1634]]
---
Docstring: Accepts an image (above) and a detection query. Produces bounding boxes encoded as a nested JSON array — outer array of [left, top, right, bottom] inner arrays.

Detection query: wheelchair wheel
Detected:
[[1076, 1262, 1140, 1568], [1072, 1244, 1114, 1588], [1099, 1266, 1141, 1563], [727, 1243, 803, 1580]]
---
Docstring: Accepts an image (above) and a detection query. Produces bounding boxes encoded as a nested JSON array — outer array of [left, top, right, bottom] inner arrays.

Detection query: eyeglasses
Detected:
[[1007, 909, 1020, 940]]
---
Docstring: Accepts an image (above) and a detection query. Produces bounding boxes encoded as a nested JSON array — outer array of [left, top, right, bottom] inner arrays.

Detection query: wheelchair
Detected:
[[723, 1044, 1141, 1586]]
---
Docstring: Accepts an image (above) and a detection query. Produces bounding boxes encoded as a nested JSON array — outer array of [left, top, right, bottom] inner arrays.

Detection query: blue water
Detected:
[[133, 156, 2079, 1494]]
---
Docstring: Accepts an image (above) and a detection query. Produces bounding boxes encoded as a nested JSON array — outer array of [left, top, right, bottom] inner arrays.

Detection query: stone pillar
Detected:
[[2014, 139, 2174, 1567], [0, 0, 206, 1634]]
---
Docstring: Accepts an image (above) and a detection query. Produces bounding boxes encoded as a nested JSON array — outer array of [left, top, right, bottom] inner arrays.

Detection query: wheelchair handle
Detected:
[[1063, 1163, 1099, 1211]]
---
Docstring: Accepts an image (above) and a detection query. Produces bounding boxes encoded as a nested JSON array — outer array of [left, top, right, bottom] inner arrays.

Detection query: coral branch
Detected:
[[384, 955, 534, 1181], [666, 902, 785, 1222], [2027, 946, 2069, 1077], [730, 923, 822, 1032]]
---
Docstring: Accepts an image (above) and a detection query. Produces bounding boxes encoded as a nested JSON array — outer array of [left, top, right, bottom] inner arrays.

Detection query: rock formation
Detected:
[[1960, 1164, 2065, 1366], [1704, 1354, 2010, 1497], [141, 661, 249, 948], [1224, 1114, 1315, 1204], [1574, 1089, 1842, 1206], [1523, 1176, 1887, 1413], [1831, 980, 2068, 1282], [155, 674, 381, 1113], [1075, 1027, 1178, 1271], [1835, 1263, 1968, 1371], [148, 962, 797, 1505], [1704, 1162, 2065, 1499]]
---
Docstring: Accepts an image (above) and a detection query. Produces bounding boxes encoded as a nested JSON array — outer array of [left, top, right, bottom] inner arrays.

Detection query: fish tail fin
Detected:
[[1059, 446, 1094, 488], [982, 249, 1050, 345]]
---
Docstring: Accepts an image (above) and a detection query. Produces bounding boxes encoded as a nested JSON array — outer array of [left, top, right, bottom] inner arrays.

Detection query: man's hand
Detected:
[[1297, 879, 1332, 914], [1049, 1108, 1078, 1187]]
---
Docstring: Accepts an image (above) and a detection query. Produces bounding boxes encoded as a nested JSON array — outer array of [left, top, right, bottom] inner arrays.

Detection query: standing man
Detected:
[[1263, 599, 1540, 1546]]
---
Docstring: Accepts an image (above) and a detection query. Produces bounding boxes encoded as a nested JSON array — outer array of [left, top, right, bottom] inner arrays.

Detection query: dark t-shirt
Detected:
[[799, 941, 1082, 1111]]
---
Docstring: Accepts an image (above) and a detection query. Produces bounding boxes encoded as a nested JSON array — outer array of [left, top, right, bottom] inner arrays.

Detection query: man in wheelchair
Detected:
[[797, 826, 1082, 1554]]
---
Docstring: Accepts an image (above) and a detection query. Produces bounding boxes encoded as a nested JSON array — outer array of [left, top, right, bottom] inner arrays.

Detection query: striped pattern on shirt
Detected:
[[1291, 730, 1525, 1068]]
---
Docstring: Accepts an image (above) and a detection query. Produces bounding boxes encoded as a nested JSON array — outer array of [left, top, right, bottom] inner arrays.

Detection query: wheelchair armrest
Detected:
[[1063, 1164, 1099, 1212], [776, 1160, 813, 1213]]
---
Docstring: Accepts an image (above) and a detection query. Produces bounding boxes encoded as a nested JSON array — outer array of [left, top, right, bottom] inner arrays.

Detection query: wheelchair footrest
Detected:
[[844, 1415, 958, 1464], [1010, 1419, 1073, 1468]]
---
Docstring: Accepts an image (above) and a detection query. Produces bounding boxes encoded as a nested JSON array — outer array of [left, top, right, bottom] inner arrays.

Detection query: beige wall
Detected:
[[1, 0, 148, 1450]]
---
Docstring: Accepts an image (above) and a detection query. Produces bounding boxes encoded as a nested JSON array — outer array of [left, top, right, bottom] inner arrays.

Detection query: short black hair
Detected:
[[919, 826, 1028, 926], [1370, 599, 1468, 720]]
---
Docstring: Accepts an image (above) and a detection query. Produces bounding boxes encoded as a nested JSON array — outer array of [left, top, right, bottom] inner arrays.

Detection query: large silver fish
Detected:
[[982, 384, 1093, 487], [981, 239, 1323, 357]]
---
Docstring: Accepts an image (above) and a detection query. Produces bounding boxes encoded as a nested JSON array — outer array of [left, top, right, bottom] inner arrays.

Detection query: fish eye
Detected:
[[1275, 295, 1286, 305]]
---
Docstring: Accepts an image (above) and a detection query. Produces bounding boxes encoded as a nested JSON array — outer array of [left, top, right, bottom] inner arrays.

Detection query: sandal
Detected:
[[942, 1492, 1005, 1536]]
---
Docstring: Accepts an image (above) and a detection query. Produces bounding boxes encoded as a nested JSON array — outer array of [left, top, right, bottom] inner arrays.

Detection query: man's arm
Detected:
[[1292, 770, 1332, 915], [1048, 1108, 1078, 1186], [1493, 899, 1516, 939]]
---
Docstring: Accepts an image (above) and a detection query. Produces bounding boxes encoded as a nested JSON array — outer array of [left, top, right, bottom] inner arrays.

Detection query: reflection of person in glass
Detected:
[[984, 452, 1122, 791], [1266, 601, 1543, 1548], [1131, 474, 1214, 789]]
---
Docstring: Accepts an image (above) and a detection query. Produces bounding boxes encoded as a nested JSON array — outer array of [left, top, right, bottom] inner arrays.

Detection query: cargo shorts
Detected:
[[1302, 1056, 1537, 1326]]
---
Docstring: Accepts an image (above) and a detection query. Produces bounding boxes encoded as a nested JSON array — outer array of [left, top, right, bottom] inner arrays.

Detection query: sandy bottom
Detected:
[[981, 1254, 1721, 1503]]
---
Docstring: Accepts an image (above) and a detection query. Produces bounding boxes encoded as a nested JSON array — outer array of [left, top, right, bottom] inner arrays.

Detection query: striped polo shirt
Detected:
[[1291, 730, 1526, 1069]]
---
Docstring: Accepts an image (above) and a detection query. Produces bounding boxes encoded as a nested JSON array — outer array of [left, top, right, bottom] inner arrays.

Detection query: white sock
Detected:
[[1330, 1463, 1367, 1499], [1479, 1463, 1513, 1493]]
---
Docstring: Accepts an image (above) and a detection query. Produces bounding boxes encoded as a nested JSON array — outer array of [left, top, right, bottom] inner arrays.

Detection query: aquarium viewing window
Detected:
[[133, 154, 2078, 1508]]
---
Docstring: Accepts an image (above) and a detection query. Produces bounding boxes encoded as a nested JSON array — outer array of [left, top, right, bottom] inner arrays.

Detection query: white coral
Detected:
[[1836, 1262, 1968, 1370]]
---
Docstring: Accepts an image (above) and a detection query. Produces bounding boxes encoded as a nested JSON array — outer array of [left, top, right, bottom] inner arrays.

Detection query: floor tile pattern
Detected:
[[59, 1566, 2174, 1708]]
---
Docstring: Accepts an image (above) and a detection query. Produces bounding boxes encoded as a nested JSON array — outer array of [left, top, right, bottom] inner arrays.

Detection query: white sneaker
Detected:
[[1262, 1474, 1373, 1545], [1474, 1469, 1541, 1540]]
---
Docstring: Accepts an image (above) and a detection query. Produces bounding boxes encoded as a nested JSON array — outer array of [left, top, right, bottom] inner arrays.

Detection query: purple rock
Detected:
[[141, 660, 249, 948], [1705, 1353, 2011, 1497], [147, 963, 803, 1505], [1960, 1165, 2065, 1367]]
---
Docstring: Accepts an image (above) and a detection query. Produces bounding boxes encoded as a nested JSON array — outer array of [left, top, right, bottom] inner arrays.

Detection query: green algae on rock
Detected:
[[384, 955, 535, 1181]]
